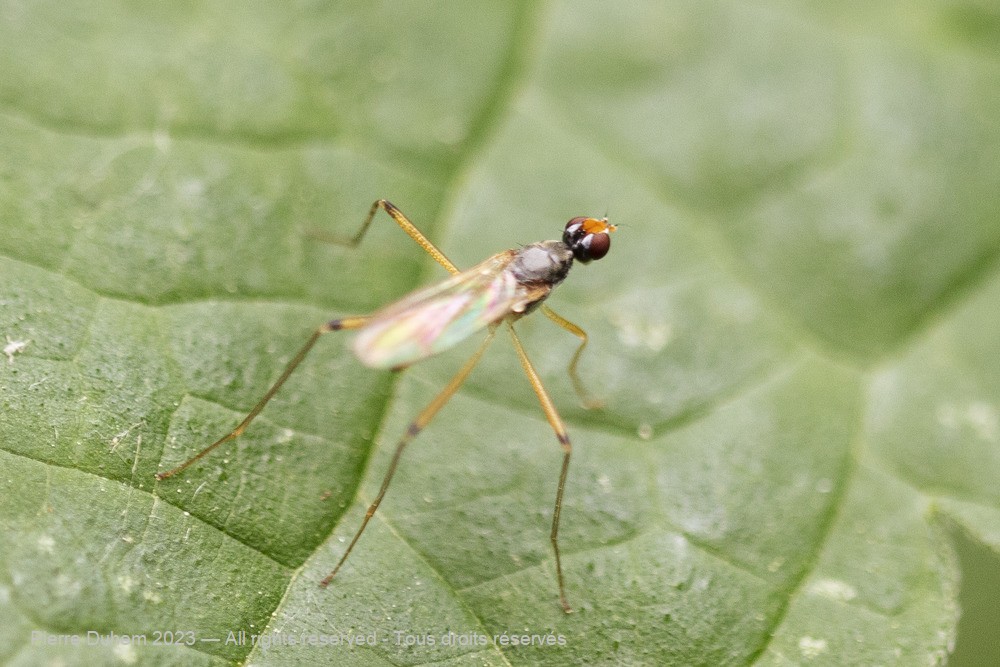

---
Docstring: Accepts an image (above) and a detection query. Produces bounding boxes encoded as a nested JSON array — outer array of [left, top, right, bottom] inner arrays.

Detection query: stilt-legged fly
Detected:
[[155, 200, 615, 612]]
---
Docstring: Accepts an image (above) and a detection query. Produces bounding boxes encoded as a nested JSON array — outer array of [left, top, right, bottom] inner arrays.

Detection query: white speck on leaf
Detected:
[[937, 401, 998, 442], [37, 535, 55, 554], [798, 636, 828, 658], [807, 578, 857, 602], [114, 642, 138, 664], [54, 574, 82, 598], [609, 310, 671, 352], [110, 422, 144, 452], [3, 337, 30, 363], [966, 402, 999, 442], [597, 474, 611, 492], [118, 574, 136, 593], [152, 128, 171, 153]]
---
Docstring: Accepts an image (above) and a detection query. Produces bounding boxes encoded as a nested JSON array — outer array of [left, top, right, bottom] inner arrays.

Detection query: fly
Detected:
[[155, 199, 616, 613]]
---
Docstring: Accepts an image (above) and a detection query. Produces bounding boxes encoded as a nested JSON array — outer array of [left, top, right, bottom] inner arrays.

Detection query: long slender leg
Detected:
[[155, 316, 370, 481], [506, 320, 574, 613], [320, 326, 498, 586], [309, 199, 459, 275], [541, 305, 604, 410], [160, 202, 453, 482]]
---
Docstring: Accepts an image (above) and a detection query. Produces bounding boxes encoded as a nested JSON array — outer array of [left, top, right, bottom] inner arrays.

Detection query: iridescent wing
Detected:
[[353, 250, 539, 369]]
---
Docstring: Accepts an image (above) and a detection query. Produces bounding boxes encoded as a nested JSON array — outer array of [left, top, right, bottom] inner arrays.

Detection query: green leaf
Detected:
[[2, 1, 997, 664]]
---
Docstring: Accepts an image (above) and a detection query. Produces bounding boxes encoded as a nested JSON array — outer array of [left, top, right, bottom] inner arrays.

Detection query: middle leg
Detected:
[[320, 325, 498, 586], [506, 320, 574, 613]]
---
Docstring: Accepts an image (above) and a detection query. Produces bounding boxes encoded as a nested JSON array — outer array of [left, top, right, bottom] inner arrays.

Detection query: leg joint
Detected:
[[557, 431, 571, 451]]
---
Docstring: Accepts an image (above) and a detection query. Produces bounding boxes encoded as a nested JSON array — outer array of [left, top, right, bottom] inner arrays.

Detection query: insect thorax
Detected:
[[510, 241, 574, 286]]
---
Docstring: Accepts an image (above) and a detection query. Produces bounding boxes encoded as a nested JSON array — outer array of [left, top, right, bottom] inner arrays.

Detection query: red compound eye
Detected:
[[585, 231, 611, 261]]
